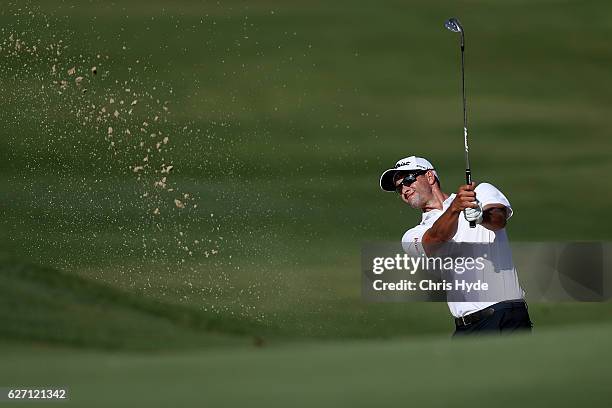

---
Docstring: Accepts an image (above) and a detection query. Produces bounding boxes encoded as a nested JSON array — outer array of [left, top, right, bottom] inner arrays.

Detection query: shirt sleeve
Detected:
[[475, 182, 513, 219], [401, 225, 429, 257]]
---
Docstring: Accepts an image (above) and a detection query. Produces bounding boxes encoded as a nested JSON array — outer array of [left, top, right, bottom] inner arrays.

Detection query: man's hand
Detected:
[[464, 201, 483, 224], [422, 183, 479, 251], [449, 183, 479, 214]]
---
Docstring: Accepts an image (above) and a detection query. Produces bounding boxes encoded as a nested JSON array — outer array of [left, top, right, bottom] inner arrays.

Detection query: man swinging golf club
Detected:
[[379, 157, 532, 335], [377, 18, 532, 335]]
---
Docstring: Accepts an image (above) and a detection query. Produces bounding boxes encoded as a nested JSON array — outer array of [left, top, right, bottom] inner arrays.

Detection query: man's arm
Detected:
[[422, 183, 478, 248], [481, 204, 508, 231], [472, 182, 513, 231], [422, 206, 460, 245]]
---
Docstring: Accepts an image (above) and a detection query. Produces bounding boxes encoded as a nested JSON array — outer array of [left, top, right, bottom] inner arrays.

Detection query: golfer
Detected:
[[380, 156, 532, 336]]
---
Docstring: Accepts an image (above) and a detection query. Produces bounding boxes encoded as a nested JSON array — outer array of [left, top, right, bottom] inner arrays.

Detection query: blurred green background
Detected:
[[0, 0, 611, 406]]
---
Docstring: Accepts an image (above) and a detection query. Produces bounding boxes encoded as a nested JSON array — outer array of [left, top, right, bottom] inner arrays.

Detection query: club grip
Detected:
[[465, 169, 476, 228]]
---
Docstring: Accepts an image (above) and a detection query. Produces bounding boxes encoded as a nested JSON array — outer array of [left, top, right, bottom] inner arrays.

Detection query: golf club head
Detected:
[[444, 17, 463, 33]]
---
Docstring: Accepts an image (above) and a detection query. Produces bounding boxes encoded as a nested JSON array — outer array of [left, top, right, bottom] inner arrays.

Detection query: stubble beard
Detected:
[[404, 191, 425, 209], [404, 188, 437, 211]]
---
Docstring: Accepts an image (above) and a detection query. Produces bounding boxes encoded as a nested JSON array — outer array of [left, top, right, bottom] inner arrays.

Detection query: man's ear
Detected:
[[425, 170, 436, 185]]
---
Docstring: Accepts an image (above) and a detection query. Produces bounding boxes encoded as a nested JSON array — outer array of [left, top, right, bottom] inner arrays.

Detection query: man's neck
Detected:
[[423, 189, 449, 212]]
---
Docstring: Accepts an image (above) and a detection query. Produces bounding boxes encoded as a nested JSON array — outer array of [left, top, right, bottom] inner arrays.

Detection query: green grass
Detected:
[[1, 0, 612, 404], [1, 322, 611, 407], [1, 255, 610, 347], [0, 255, 271, 350]]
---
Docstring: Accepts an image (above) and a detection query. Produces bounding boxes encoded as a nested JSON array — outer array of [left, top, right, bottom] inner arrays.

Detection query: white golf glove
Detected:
[[464, 201, 483, 224]]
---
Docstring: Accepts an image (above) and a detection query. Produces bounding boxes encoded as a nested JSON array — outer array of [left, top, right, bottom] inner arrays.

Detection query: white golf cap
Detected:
[[379, 156, 438, 192]]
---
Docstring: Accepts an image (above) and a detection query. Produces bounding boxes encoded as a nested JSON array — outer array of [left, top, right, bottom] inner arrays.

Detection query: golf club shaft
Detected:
[[459, 29, 476, 228]]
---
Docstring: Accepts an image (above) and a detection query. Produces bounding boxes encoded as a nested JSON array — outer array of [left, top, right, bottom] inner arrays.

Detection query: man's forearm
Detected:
[[481, 207, 507, 231], [422, 183, 478, 251], [422, 207, 460, 244]]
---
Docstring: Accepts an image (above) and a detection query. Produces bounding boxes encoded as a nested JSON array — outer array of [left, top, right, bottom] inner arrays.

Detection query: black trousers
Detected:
[[453, 300, 533, 337]]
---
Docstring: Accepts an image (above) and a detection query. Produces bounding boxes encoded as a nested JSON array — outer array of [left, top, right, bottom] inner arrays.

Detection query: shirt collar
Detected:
[[442, 193, 456, 209], [421, 194, 456, 222]]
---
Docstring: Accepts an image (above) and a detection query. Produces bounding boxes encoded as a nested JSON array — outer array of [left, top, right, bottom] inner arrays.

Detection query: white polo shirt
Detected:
[[401, 183, 524, 318]]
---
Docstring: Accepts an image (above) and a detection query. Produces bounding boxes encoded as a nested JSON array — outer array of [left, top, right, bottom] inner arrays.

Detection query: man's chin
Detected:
[[402, 198, 421, 209], [404, 194, 422, 210]]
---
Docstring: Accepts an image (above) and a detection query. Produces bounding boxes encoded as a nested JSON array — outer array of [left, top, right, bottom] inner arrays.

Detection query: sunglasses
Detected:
[[394, 170, 427, 193]]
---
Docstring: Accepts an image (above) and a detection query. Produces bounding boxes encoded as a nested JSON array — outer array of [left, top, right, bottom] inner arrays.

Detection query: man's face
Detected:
[[394, 171, 434, 209]]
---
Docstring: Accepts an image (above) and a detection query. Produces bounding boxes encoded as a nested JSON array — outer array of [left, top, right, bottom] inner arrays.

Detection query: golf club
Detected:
[[445, 17, 476, 228]]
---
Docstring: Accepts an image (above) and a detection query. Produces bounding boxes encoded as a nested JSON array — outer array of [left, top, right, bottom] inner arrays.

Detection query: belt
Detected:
[[455, 300, 526, 328]]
